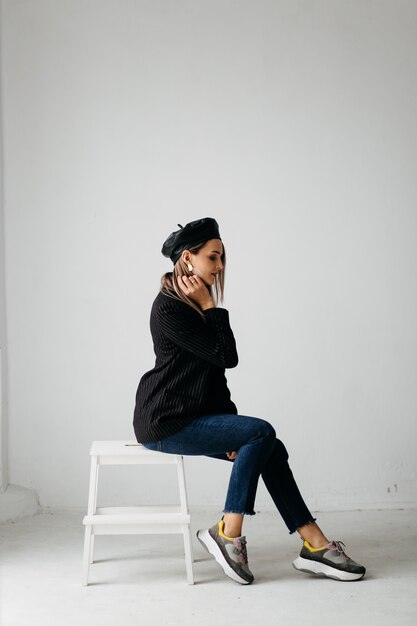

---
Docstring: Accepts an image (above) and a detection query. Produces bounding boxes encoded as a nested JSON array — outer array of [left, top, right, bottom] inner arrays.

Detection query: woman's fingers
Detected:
[[181, 274, 201, 292], [179, 275, 195, 292], [184, 274, 198, 286], [178, 274, 211, 308], [177, 276, 187, 293], [226, 451, 238, 459], [181, 275, 192, 288]]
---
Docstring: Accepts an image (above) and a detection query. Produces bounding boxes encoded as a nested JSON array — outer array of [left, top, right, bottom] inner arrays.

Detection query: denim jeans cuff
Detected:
[[223, 509, 257, 516], [288, 517, 317, 535]]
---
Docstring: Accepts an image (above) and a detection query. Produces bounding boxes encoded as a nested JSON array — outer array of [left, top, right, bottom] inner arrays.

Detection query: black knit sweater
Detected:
[[133, 290, 239, 443]]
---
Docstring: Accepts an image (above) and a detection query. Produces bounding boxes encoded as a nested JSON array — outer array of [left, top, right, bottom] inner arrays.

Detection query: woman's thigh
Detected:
[[142, 413, 275, 456]]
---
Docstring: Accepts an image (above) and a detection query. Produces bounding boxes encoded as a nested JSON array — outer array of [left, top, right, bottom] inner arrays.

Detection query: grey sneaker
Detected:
[[292, 539, 366, 581], [196, 519, 254, 584]]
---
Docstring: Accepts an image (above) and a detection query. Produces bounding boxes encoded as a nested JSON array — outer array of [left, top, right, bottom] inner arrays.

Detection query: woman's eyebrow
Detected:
[[210, 250, 222, 254]]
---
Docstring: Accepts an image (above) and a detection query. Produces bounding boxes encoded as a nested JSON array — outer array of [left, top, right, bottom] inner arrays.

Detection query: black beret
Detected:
[[161, 217, 222, 265]]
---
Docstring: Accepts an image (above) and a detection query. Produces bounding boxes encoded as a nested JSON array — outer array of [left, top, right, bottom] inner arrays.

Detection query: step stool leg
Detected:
[[183, 525, 195, 585], [89, 461, 100, 563], [82, 525, 92, 586], [176, 456, 195, 583], [82, 454, 98, 585], [89, 534, 95, 564], [176, 456, 194, 563]]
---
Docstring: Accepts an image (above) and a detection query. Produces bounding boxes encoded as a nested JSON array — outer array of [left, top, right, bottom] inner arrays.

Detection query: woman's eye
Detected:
[[210, 256, 216, 261]]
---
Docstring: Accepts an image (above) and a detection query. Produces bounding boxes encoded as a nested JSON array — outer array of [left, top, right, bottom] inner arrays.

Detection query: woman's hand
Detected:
[[226, 451, 238, 460], [178, 274, 214, 310]]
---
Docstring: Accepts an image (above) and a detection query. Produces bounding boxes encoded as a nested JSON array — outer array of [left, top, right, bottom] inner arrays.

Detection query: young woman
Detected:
[[133, 217, 366, 585]]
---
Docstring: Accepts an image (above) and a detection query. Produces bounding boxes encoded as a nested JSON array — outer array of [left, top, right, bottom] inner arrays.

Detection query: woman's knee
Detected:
[[257, 419, 276, 440], [256, 422, 289, 462], [274, 437, 289, 462]]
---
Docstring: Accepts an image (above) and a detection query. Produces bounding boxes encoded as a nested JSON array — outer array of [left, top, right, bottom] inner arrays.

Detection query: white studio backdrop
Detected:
[[1, 0, 416, 516]]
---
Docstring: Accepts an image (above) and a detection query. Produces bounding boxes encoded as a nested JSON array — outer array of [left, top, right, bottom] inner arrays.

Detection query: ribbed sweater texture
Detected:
[[133, 290, 239, 444]]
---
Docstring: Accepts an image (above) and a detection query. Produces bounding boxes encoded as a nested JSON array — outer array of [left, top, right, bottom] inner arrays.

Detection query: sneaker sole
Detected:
[[196, 529, 253, 585], [292, 556, 365, 581]]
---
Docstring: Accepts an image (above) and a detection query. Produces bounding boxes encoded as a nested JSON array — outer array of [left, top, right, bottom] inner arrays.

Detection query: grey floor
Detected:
[[1, 506, 416, 626]]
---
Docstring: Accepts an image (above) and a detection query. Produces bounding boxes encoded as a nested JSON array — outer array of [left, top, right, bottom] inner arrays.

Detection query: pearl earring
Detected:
[[187, 263, 193, 271]]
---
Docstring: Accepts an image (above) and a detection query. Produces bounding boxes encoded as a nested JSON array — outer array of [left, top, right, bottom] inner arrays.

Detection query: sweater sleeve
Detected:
[[156, 299, 239, 368]]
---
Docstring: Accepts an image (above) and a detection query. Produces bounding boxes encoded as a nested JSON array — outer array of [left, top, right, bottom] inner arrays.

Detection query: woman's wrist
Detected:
[[201, 299, 216, 311]]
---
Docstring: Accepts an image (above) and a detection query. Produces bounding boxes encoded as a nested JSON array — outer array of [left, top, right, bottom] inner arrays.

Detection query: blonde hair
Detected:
[[160, 241, 226, 319]]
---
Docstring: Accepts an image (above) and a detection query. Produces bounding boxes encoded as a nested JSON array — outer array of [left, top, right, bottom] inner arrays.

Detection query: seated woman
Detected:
[[133, 217, 366, 585]]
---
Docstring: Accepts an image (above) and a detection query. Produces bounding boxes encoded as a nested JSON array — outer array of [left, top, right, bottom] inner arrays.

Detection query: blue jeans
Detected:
[[142, 413, 317, 534]]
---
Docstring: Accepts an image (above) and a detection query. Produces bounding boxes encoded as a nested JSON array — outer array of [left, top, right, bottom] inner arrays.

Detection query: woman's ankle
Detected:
[[297, 522, 329, 548], [223, 525, 241, 538], [222, 513, 243, 538]]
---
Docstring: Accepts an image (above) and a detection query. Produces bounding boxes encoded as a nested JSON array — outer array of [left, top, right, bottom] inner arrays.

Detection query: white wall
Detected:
[[1, 0, 416, 515], [0, 14, 8, 492]]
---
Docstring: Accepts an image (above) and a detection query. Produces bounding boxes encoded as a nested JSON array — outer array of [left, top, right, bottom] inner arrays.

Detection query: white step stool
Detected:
[[82, 440, 194, 585]]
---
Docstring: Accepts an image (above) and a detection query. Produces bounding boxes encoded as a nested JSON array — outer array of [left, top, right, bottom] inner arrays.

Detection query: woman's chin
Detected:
[[202, 277, 213, 288]]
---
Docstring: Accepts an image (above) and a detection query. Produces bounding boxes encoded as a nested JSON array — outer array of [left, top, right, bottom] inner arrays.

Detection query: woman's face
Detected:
[[183, 238, 224, 286]]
